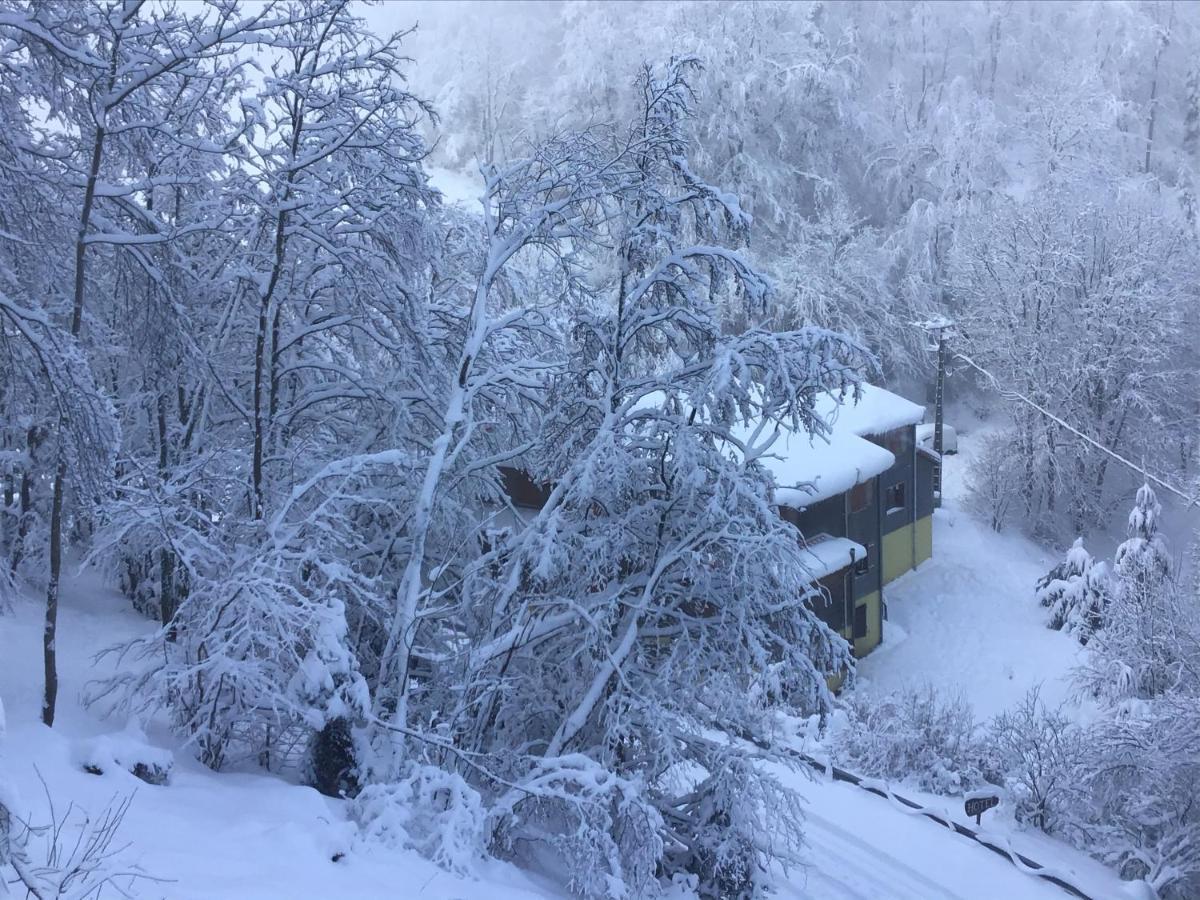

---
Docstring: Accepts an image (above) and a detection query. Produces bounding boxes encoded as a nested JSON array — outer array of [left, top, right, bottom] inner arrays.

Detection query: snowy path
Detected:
[[796, 806, 963, 900], [773, 769, 1084, 900]]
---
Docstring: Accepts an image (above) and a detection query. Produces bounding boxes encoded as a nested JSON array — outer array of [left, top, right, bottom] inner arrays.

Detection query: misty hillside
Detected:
[[1, 3, 1198, 899]]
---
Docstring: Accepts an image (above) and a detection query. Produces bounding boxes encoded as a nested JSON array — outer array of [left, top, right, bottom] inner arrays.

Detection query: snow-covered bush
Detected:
[[1074, 693, 1200, 899], [353, 764, 488, 877], [90, 547, 371, 772], [1059, 492, 1200, 898], [489, 755, 665, 900], [833, 686, 986, 794], [661, 752, 804, 900], [1036, 538, 1111, 644], [986, 688, 1084, 833]]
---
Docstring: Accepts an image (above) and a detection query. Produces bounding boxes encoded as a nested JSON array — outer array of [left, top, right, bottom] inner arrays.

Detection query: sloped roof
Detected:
[[732, 383, 925, 508], [799, 533, 867, 580], [818, 383, 926, 437]]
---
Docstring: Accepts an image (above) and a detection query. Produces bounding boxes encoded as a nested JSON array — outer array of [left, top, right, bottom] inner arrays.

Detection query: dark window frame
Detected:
[[885, 481, 906, 515]]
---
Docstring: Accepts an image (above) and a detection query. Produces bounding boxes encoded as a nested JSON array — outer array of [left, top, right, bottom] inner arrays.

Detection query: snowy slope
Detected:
[[780, 768, 1129, 900], [2, 571, 1128, 900], [0, 433, 1127, 900], [0, 572, 554, 900]]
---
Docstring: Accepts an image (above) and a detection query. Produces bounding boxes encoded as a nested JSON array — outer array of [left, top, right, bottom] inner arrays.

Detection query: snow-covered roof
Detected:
[[733, 384, 925, 508], [746, 421, 896, 508], [817, 383, 925, 437], [798, 534, 867, 580]]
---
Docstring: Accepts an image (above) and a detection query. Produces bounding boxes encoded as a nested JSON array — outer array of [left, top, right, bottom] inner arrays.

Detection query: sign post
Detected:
[[964, 795, 999, 826]]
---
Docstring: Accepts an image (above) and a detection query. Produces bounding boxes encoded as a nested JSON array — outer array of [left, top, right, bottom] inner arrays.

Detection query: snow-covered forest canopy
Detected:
[[1, 2, 1199, 899], [385, 0, 1200, 541]]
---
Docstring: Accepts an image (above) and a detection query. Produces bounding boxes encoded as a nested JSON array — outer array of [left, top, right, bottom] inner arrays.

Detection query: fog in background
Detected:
[[359, 0, 1200, 545]]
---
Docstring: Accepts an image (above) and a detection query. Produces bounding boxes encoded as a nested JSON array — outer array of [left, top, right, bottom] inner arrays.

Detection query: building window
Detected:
[[853, 603, 868, 639], [885, 481, 906, 515], [809, 575, 848, 632], [849, 480, 873, 513]]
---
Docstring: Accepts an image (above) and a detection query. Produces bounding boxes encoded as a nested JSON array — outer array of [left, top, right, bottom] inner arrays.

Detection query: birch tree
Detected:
[[389, 60, 876, 898]]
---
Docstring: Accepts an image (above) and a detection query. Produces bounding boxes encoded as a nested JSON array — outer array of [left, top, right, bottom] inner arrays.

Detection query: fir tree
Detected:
[[1036, 537, 1111, 644]]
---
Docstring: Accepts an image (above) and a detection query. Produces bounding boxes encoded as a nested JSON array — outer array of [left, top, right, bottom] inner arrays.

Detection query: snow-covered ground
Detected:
[[773, 768, 1123, 900], [0, 428, 1128, 899], [0, 572, 553, 900], [857, 424, 1088, 719]]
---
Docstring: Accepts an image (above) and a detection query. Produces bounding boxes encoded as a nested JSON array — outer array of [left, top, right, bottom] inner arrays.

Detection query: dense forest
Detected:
[[393, 0, 1200, 541], [1, 2, 1198, 899]]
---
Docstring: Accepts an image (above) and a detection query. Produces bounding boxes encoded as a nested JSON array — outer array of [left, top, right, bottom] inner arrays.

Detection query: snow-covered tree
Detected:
[[987, 688, 1084, 834], [414, 60, 876, 898], [0, 0, 298, 726], [1078, 484, 1186, 704], [953, 187, 1197, 539], [1045, 484, 1200, 899], [834, 685, 985, 795], [1075, 692, 1200, 898], [1036, 538, 1112, 644], [86, 1, 438, 772]]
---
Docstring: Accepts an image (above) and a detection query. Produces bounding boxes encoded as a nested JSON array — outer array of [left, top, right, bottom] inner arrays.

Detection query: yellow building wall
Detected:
[[915, 515, 933, 566], [882, 524, 915, 584], [853, 591, 881, 657]]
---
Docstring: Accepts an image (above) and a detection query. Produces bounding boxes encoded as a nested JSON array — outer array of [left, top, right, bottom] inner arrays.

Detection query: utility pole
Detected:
[[933, 326, 946, 505], [916, 317, 955, 508]]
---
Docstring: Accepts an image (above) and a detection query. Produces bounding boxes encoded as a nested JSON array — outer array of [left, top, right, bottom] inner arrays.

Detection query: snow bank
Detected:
[[75, 722, 174, 785]]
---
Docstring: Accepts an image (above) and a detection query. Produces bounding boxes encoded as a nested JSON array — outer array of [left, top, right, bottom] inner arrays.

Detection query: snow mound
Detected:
[[75, 723, 173, 785], [352, 764, 486, 876]]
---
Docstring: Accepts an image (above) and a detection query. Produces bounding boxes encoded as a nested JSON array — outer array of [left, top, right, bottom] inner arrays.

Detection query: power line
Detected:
[[952, 349, 1198, 509]]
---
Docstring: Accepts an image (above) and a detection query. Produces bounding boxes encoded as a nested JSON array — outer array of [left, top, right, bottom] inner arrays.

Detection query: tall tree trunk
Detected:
[[10, 426, 40, 577], [156, 394, 179, 633], [44, 117, 106, 727]]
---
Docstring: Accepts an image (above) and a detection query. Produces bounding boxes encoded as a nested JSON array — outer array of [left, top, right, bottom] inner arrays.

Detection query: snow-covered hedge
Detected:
[[832, 686, 987, 794], [352, 764, 486, 876], [985, 688, 1083, 833]]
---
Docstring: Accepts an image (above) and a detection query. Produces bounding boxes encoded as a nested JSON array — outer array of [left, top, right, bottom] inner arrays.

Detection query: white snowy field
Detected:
[[0, 428, 1128, 899]]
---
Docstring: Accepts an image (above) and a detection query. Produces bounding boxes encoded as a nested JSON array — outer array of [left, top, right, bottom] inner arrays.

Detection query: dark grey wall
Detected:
[[847, 480, 882, 602], [871, 425, 916, 537]]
